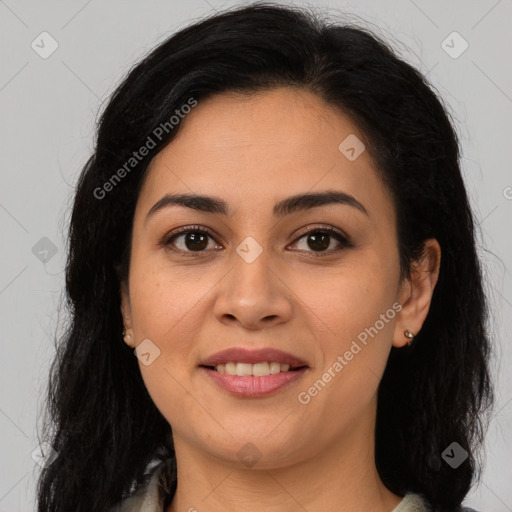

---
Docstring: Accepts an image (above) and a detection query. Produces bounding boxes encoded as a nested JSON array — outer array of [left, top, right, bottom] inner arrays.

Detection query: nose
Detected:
[[213, 247, 293, 331]]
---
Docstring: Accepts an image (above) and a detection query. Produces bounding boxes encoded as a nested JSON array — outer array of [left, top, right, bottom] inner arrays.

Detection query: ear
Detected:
[[393, 238, 441, 348], [120, 280, 133, 333]]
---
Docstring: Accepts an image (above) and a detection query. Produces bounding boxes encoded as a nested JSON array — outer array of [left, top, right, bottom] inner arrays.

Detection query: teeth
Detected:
[[236, 362, 253, 376], [213, 362, 294, 376], [269, 362, 281, 374], [253, 362, 269, 377]]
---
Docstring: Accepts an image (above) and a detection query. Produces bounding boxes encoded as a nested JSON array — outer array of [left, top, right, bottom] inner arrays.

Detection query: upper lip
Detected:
[[200, 348, 309, 368]]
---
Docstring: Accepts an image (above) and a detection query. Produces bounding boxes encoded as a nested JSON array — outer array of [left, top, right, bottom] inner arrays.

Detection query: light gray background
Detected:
[[1, 0, 511, 510]]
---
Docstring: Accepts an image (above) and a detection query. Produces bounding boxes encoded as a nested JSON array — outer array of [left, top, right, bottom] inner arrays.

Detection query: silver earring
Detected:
[[404, 329, 415, 346]]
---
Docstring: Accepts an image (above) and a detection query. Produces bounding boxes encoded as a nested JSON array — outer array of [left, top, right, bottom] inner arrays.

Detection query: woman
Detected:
[[36, 3, 493, 511]]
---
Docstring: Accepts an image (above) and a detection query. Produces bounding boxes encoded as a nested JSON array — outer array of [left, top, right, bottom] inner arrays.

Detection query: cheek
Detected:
[[128, 249, 208, 339], [290, 249, 399, 341], [296, 280, 397, 436], [127, 261, 207, 423], [291, 248, 399, 414]]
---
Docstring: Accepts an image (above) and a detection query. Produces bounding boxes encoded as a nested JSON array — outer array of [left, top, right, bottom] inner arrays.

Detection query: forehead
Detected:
[[135, 87, 394, 222], [163, 87, 361, 157]]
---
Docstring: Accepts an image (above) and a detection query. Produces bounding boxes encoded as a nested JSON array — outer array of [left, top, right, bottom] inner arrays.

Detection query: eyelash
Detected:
[[160, 224, 353, 258]]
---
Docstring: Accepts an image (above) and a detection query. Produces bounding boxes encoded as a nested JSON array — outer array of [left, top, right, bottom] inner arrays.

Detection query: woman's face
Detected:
[[121, 87, 430, 468]]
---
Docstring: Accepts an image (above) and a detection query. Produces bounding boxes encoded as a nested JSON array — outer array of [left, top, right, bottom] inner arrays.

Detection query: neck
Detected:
[[166, 400, 402, 512]]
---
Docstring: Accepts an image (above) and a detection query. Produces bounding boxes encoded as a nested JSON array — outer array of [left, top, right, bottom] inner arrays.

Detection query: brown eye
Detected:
[[162, 226, 221, 254], [290, 226, 352, 256], [306, 232, 331, 251], [180, 232, 209, 251]]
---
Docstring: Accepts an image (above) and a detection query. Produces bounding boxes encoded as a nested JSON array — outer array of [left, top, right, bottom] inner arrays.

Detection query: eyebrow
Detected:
[[145, 190, 369, 224]]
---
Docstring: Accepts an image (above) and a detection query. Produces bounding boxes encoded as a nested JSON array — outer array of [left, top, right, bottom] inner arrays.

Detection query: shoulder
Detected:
[[109, 458, 176, 512], [392, 494, 482, 512], [391, 493, 431, 512]]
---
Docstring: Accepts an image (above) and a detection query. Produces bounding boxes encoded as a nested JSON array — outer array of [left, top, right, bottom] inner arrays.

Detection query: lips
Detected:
[[199, 347, 310, 397], [200, 347, 309, 369]]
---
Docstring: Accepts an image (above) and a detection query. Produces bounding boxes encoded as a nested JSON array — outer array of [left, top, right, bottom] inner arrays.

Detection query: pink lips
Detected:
[[199, 347, 309, 398]]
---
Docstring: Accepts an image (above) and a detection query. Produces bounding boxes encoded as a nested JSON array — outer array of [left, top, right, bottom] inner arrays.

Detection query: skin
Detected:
[[120, 87, 441, 512]]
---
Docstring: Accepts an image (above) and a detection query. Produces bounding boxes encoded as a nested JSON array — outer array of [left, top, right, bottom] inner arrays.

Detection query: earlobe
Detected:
[[122, 329, 135, 348], [392, 239, 441, 348]]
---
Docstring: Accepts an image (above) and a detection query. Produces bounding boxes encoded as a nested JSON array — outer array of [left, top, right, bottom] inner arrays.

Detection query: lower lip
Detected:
[[200, 367, 308, 397]]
